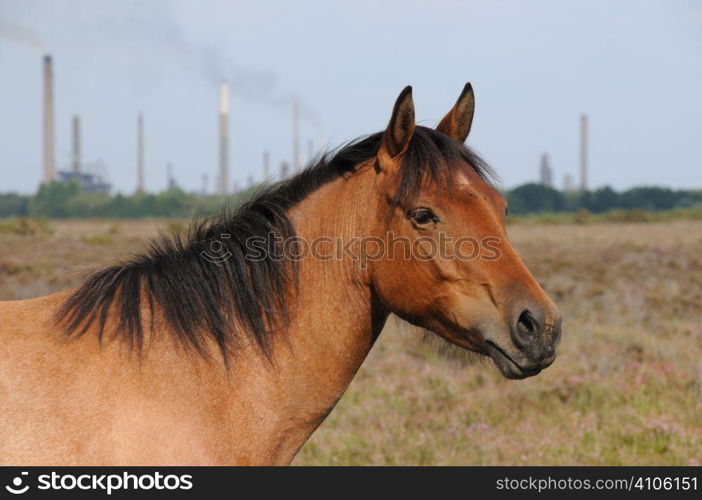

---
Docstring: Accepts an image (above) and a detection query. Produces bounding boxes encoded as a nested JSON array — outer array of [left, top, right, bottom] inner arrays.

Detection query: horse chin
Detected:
[[408, 321, 543, 379], [484, 341, 542, 380]]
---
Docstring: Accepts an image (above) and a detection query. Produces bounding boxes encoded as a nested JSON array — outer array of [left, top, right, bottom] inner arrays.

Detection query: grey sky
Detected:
[[1, 0, 700, 195]]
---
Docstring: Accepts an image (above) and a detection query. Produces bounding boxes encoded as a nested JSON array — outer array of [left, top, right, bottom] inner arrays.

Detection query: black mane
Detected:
[[56, 126, 494, 362]]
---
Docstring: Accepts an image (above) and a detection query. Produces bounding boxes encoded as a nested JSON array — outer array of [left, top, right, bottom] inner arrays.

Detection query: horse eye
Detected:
[[410, 208, 438, 225]]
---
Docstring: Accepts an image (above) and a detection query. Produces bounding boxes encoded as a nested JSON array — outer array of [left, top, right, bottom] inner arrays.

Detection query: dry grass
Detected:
[[1, 218, 700, 465]]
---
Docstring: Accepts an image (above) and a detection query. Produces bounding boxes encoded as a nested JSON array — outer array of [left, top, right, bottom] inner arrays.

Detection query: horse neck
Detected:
[[248, 167, 388, 450], [284, 165, 387, 384]]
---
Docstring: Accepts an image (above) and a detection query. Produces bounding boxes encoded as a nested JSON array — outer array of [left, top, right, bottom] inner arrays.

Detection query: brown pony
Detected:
[[0, 84, 561, 465]]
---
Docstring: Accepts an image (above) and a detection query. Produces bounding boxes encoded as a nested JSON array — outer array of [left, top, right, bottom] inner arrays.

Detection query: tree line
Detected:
[[0, 181, 700, 218], [0, 182, 254, 218], [505, 184, 702, 214]]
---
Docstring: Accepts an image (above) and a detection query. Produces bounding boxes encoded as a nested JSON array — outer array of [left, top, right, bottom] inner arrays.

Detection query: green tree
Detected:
[[586, 186, 620, 213], [0, 193, 29, 217], [506, 183, 565, 214], [621, 187, 677, 210], [29, 181, 82, 217]]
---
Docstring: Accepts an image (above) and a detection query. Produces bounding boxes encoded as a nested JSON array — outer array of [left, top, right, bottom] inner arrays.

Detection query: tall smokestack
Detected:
[[580, 114, 588, 191], [136, 113, 144, 193], [263, 151, 270, 180], [71, 115, 81, 173], [293, 100, 300, 172], [564, 173, 574, 192], [42, 55, 55, 184], [540, 152, 553, 187], [166, 162, 175, 190], [201, 173, 209, 196], [219, 83, 230, 195]]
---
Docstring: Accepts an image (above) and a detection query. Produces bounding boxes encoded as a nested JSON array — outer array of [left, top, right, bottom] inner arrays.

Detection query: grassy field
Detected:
[[1, 217, 701, 465]]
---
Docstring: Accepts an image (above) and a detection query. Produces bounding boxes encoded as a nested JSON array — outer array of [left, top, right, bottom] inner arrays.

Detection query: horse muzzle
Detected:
[[485, 306, 562, 379]]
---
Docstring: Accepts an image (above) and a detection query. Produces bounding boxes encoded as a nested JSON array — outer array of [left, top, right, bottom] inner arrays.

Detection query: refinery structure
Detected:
[[38, 54, 315, 197], [41, 55, 111, 194], [40, 54, 590, 196], [539, 113, 589, 191]]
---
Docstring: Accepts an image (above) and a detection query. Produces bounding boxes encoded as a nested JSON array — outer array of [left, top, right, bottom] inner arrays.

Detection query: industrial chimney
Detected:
[[580, 114, 588, 191], [71, 115, 81, 173], [564, 173, 575, 193], [219, 83, 230, 195], [539, 152, 553, 187], [166, 162, 176, 191], [201, 173, 209, 196], [42, 55, 55, 184], [136, 113, 144, 193]]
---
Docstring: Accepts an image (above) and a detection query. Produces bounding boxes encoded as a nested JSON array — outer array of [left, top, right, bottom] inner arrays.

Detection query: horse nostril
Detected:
[[517, 310, 538, 337]]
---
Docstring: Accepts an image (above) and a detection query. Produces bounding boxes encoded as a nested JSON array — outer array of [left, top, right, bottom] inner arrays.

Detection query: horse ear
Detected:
[[436, 82, 475, 143], [379, 86, 415, 164]]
